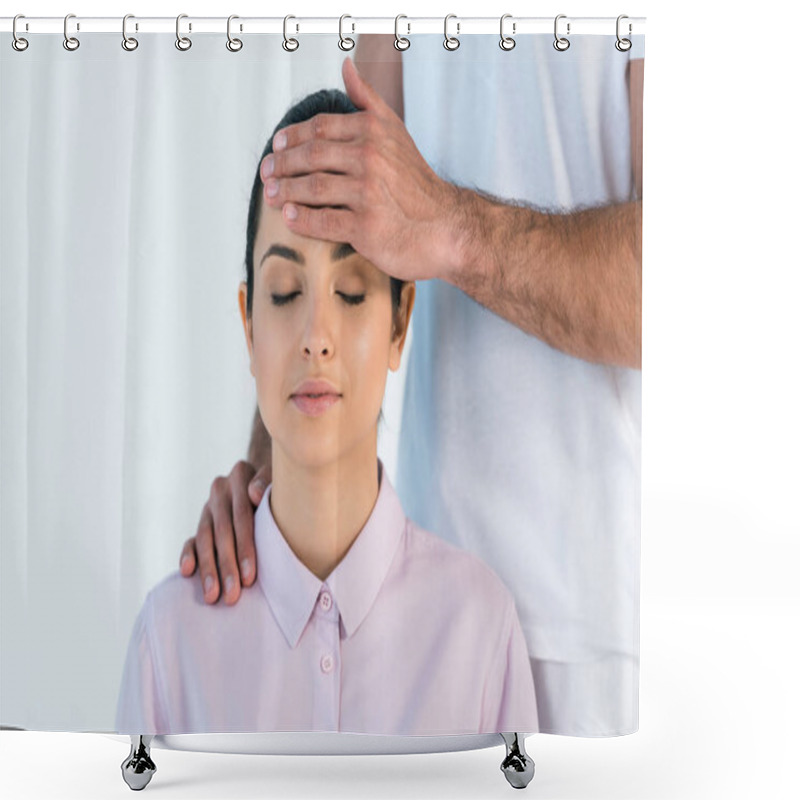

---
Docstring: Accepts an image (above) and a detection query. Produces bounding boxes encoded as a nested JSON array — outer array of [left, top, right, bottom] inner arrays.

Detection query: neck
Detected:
[[269, 439, 381, 581]]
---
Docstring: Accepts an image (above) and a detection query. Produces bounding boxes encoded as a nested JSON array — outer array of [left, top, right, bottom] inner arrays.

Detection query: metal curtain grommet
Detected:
[[443, 14, 460, 51], [283, 15, 299, 52], [63, 13, 80, 51], [338, 15, 355, 51], [394, 14, 410, 50], [12, 14, 29, 51], [553, 14, 570, 51], [499, 14, 515, 51], [176, 14, 192, 51], [227, 15, 243, 52], [616, 14, 632, 52], [122, 14, 138, 51]]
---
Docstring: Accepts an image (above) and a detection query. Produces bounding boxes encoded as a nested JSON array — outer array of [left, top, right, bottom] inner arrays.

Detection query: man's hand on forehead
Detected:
[[259, 58, 464, 285]]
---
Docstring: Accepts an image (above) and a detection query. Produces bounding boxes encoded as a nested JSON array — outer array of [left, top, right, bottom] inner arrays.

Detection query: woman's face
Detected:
[[238, 205, 414, 470]]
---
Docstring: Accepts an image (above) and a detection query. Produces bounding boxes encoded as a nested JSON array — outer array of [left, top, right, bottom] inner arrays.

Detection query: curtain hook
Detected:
[[283, 15, 299, 52], [615, 14, 632, 52], [553, 14, 570, 51], [394, 14, 410, 51], [63, 13, 80, 51], [122, 14, 138, 51], [443, 14, 460, 51], [499, 14, 516, 51], [12, 14, 29, 51], [338, 15, 355, 51], [176, 14, 192, 51], [226, 15, 243, 52]]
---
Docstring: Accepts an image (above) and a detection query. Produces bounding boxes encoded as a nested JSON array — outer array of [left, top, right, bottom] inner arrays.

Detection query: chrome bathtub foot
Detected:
[[500, 732, 535, 789], [121, 735, 156, 790]]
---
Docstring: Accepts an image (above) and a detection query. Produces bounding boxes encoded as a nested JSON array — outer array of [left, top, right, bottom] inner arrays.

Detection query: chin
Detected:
[[281, 431, 348, 471]]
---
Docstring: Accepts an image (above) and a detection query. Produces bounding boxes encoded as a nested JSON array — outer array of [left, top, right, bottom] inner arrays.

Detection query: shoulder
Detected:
[[143, 570, 205, 615], [139, 570, 258, 642], [400, 520, 515, 617]]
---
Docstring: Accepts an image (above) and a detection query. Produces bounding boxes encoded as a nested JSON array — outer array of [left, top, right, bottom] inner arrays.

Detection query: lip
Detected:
[[290, 379, 342, 418]]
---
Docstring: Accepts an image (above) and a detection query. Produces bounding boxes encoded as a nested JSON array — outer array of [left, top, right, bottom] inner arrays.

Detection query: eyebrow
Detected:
[[259, 242, 357, 269]]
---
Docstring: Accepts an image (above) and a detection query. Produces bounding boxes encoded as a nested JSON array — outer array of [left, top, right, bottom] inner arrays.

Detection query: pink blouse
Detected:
[[116, 466, 538, 735]]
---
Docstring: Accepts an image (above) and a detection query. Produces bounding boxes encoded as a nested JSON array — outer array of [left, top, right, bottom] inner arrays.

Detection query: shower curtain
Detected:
[[1, 22, 643, 740]]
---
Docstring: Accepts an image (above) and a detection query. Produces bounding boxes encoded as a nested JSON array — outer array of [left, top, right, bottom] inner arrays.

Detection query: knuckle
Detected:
[[210, 475, 228, 497], [230, 459, 251, 481], [318, 207, 334, 236], [307, 139, 325, 167], [312, 114, 326, 139], [308, 172, 326, 196]]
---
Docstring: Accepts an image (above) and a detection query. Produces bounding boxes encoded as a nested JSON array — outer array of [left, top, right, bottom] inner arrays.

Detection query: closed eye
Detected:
[[271, 291, 301, 306], [338, 292, 366, 306]]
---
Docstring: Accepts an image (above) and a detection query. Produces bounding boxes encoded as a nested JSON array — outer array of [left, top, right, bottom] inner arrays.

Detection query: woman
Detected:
[[116, 89, 538, 736]]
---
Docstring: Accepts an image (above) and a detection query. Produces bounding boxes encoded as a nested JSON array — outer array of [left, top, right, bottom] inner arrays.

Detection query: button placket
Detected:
[[311, 585, 341, 731]]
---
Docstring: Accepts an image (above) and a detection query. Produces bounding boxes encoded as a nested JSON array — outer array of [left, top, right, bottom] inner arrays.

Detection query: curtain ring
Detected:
[[122, 14, 138, 51], [443, 14, 460, 51], [553, 14, 570, 51], [283, 15, 299, 52], [499, 14, 516, 51], [12, 15, 29, 52], [63, 13, 80, 51], [176, 14, 192, 51], [615, 14, 632, 52], [394, 15, 410, 51], [338, 15, 355, 51], [226, 15, 243, 52]]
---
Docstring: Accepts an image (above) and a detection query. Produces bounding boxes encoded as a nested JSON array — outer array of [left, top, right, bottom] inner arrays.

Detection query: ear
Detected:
[[388, 282, 415, 372], [238, 281, 255, 377]]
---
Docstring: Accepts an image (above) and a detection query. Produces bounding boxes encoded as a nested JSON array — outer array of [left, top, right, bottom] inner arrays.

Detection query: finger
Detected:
[[262, 139, 364, 183], [283, 203, 355, 244], [272, 111, 365, 154], [264, 173, 364, 212], [195, 506, 221, 604], [248, 464, 270, 506], [342, 57, 392, 118], [179, 538, 197, 576], [208, 480, 241, 606], [231, 477, 257, 590]]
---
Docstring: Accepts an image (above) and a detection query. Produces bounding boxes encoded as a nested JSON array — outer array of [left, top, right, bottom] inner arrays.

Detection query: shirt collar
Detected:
[[254, 460, 406, 648]]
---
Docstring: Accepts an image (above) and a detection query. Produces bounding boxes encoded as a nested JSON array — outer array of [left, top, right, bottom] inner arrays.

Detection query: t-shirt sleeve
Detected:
[[115, 595, 168, 735], [482, 598, 539, 734]]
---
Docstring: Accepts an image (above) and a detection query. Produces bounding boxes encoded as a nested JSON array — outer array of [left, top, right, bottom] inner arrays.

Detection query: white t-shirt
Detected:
[[397, 34, 643, 736]]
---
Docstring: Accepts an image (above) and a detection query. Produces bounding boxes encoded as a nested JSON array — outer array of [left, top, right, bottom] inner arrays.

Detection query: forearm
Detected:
[[447, 191, 642, 369], [246, 407, 272, 469]]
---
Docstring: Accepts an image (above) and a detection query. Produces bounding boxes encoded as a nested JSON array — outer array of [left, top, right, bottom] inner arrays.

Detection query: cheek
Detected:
[[343, 312, 393, 401]]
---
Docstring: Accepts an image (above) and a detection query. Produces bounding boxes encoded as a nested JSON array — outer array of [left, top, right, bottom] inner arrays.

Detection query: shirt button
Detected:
[[320, 654, 335, 674], [319, 591, 332, 612]]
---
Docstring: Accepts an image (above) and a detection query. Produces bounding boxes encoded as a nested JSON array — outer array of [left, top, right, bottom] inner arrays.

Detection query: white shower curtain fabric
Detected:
[[0, 31, 642, 737]]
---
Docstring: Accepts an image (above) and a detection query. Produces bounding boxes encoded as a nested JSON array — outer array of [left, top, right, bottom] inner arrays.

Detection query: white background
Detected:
[[1, 1, 798, 799]]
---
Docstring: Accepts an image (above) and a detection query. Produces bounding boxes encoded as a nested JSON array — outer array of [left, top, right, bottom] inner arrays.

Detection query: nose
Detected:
[[301, 294, 336, 360]]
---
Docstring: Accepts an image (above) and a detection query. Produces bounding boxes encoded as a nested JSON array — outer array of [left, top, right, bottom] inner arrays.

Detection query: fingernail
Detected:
[[252, 479, 266, 497], [180, 554, 190, 571], [274, 131, 286, 151], [285, 204, 298, 221], [262, 154, 274, 178], [204, 575, 214, 595], [224, 575, 235, 596], [242, 558, 253, 581], [266, 178, 279, 198]]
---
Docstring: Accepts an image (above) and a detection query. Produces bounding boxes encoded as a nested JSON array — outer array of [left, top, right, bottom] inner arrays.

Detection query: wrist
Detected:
[[440, 185, 492, 290]]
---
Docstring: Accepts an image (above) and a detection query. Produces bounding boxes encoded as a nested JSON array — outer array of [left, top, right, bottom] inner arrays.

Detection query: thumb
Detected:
[[248, 465, 270, 506], [342, 57, 387, 116]]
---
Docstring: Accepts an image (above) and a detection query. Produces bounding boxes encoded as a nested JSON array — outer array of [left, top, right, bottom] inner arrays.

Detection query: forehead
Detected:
[[255, 206, 370, 272]]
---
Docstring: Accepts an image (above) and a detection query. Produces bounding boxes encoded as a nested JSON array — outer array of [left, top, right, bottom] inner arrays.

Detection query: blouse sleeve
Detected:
[[483, 598, 539, 734], [115, 595, 168, 735]]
